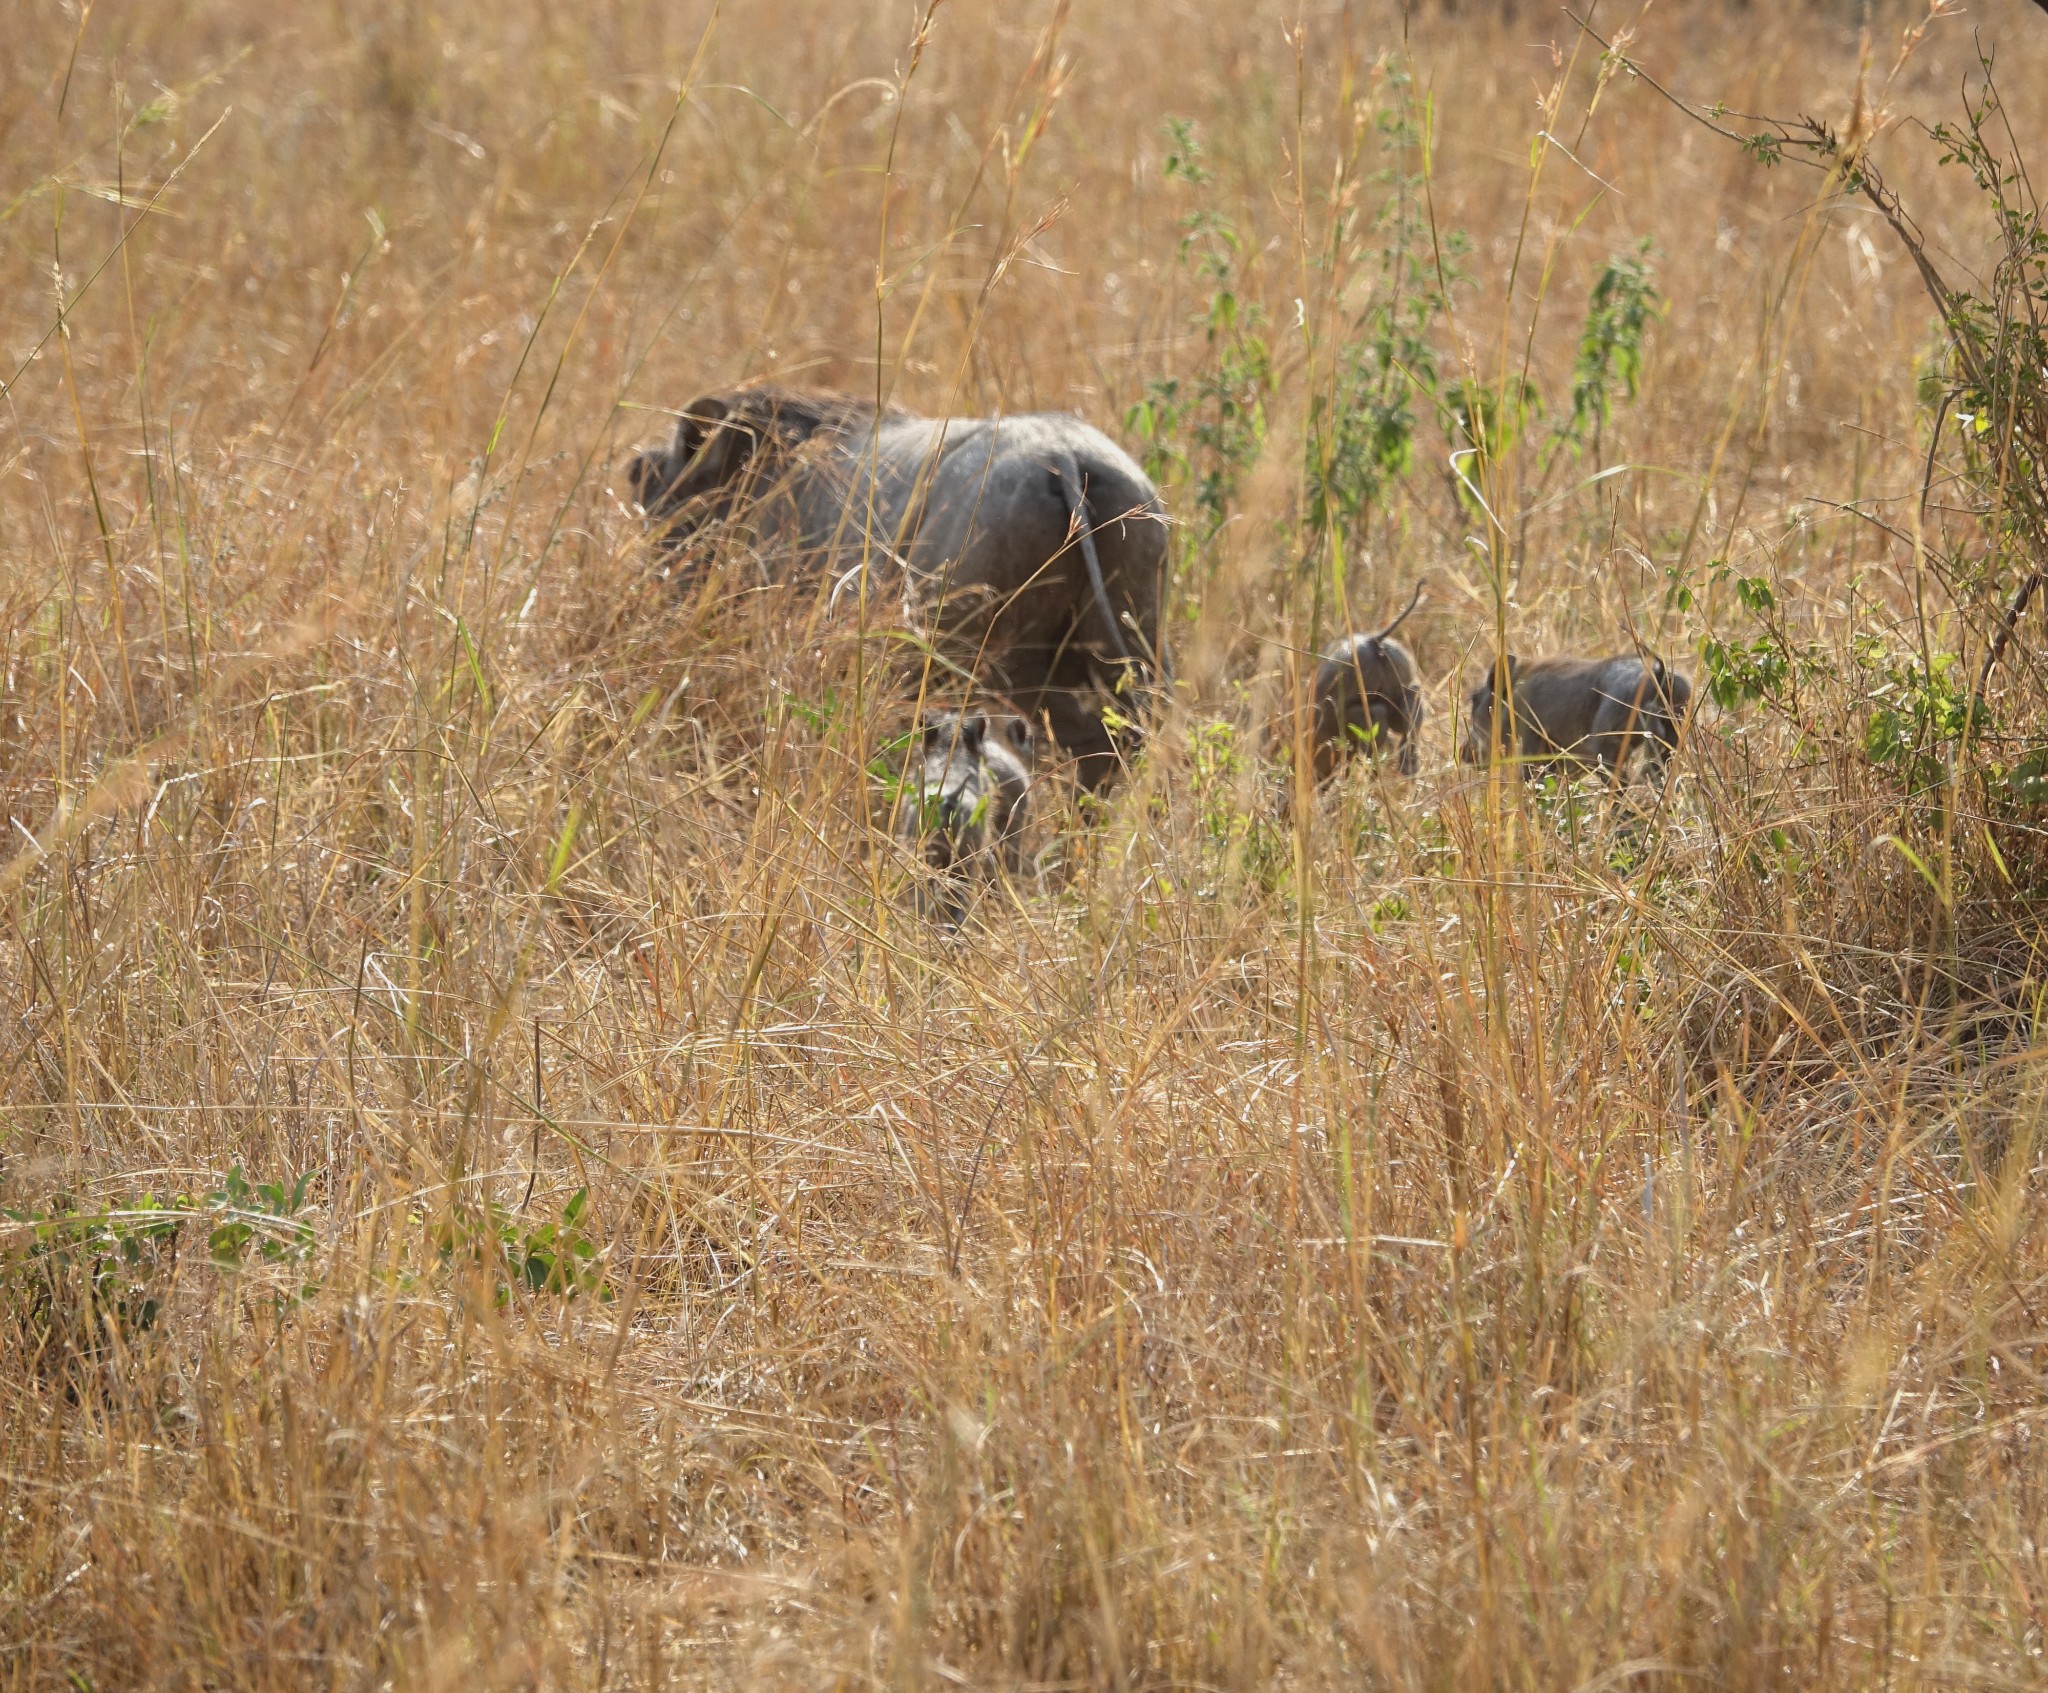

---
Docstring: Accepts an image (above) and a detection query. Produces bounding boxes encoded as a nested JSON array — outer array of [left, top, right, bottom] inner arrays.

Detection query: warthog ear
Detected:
[[625, 444, 671, 510], [961, 714, 987, 757], [1002, 716, 1033, 759], [635, 394, 754, 516], [672, 394, 730, 461]]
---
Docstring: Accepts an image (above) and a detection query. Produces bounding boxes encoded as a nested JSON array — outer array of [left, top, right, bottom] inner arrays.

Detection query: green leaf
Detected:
[[546, 802, 582, 893]]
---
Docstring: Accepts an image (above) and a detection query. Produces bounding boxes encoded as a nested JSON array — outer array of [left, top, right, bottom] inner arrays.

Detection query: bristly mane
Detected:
[[634, 385, 905, 548], [705, 384, 900, 452]]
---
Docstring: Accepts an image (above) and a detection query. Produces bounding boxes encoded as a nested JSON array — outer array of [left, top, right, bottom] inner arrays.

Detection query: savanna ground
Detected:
[[7, 0, 2048, 1685]]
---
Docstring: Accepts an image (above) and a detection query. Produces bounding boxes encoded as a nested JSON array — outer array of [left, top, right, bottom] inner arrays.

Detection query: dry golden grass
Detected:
[[8, 0, 2048, 1686]]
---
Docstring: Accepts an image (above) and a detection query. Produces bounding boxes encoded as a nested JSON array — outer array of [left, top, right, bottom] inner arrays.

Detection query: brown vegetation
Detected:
[[6, 0, 2048, 1686]]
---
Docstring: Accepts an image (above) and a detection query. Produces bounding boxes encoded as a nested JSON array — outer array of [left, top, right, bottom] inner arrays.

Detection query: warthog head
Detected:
[[896, 709, 1036, 919], [625, 388, 875, 548]]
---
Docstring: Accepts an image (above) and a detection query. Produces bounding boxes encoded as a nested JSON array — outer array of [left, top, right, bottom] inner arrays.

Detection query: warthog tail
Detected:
[[1055, 453, 1137, 669], [1377, 580, 1424, 642]]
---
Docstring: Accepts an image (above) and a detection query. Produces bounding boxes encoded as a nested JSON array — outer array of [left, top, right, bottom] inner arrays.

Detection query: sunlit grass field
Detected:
[[8, 0, 2048, 1685]]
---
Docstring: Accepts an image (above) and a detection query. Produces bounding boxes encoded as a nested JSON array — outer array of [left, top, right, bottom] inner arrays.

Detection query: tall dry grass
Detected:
[[6, 0, 2048, 1685]]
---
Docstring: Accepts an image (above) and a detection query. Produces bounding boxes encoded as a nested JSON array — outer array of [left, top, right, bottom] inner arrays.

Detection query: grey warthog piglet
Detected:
[[626, 385, 1165, 793], [895, 709, 1036, 922], [1459, 653, 1691, 779], [1312, 584, 1426, 780]]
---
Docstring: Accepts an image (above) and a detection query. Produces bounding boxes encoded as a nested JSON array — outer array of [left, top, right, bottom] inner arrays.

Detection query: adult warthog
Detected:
[[626, 385, 1167, 792]]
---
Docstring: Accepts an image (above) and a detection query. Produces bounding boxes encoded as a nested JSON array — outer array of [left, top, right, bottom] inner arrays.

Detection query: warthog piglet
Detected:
[[896, 710, 1036, 918], [1312, 585, 1427, 780], [1460, 653, 1690, 779]]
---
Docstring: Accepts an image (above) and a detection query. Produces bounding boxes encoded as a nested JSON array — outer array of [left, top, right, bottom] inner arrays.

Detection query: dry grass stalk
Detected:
[[4, 1, 2048, 1687]]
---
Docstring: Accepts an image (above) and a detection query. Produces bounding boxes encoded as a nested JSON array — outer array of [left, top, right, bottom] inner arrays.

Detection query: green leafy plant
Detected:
[[1126, 118, 1274, 579], [1740, 130, 1785, 168], [432, 1187, 610, 1303], [1857, 645, 1983, 801], [1306, 69, 1465, 573], [1689, 566, 1813, 715], [778, 683, 845, 737], [1188, 717, 1248, 850], [1715, 50, 2048, 736], [1176, 717, 1290, 892], [2003, 745, 2048, 806], [1294, 64, 1656, 593], [5, 1196, 189, 1379], [1446, 374, 1542, 516], [1367, 892, 1412, 931], [6, 1164, 325, 1372], [203, 1165, 318, 1267], [1699, 632, 1790, 713], [1562, 239, 1662, 463]]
